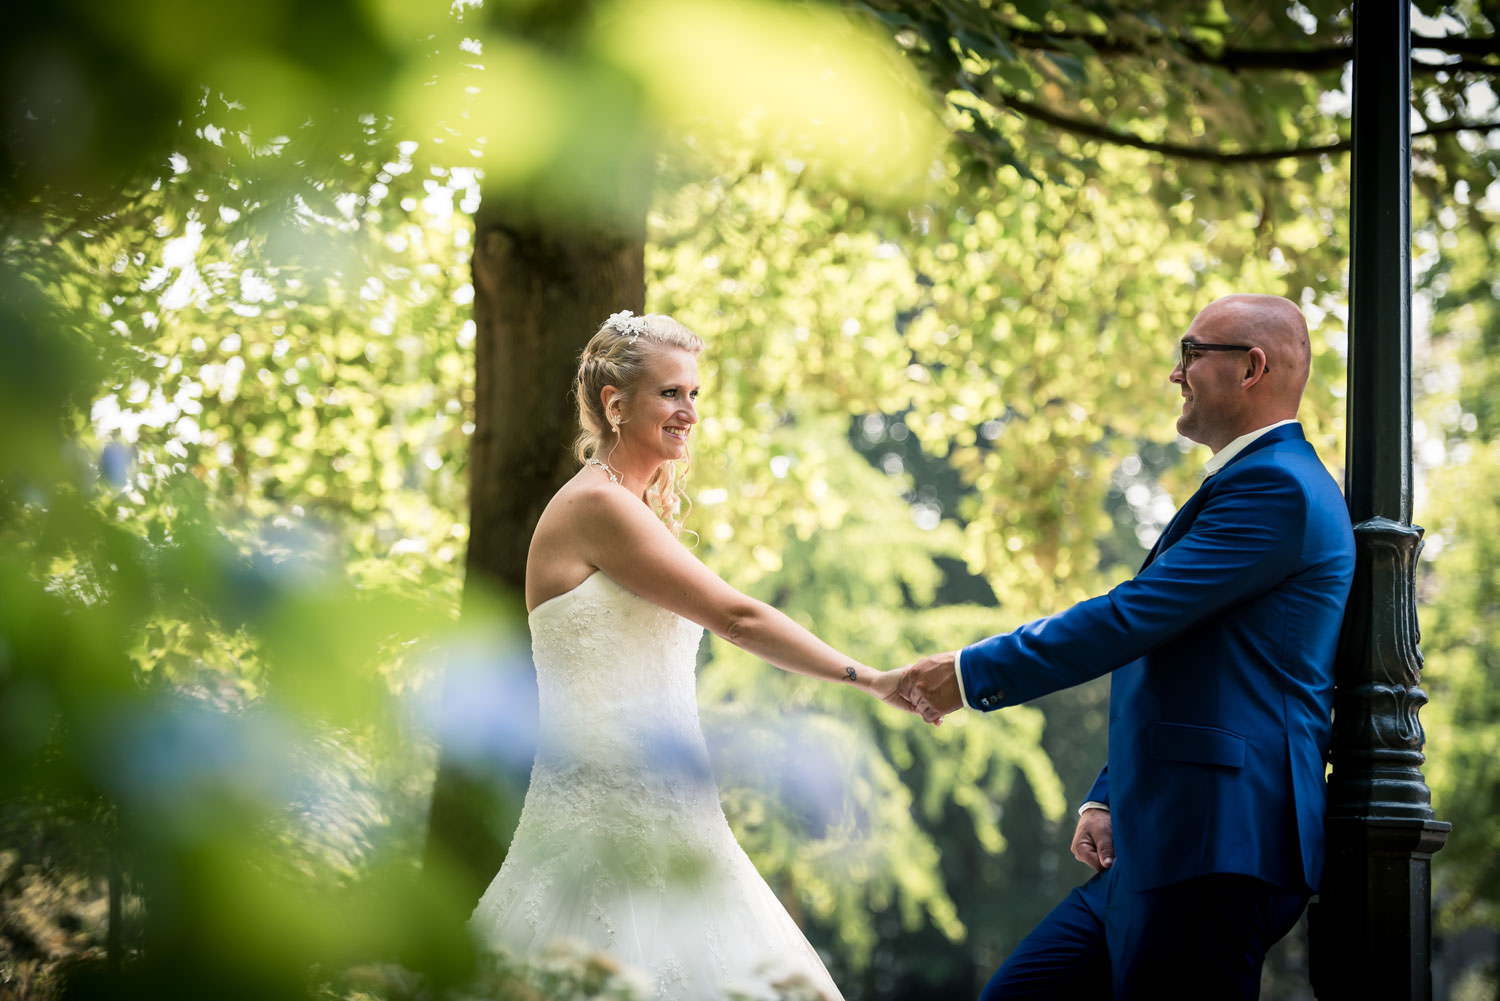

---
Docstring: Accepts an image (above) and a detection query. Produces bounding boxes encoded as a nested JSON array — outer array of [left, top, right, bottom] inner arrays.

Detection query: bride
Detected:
[[469, 311, 905, 1000]]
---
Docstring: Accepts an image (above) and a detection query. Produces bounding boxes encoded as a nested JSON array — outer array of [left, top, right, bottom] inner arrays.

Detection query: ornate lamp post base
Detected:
[[1311, 817, 1450, 999], [1313, 517, 1449, 1000]]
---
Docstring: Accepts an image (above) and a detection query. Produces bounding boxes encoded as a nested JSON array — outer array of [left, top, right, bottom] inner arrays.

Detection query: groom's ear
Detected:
[[1242, 347, 1270, 386]]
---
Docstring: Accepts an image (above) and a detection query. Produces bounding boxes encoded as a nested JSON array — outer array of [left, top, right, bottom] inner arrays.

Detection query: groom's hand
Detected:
[[898, 651, 963, 724], [1071, 808, 1114, 872]]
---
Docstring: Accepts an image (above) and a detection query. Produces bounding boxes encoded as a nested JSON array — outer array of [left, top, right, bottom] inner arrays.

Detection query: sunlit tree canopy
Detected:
[[2, 1, 1497, 998]]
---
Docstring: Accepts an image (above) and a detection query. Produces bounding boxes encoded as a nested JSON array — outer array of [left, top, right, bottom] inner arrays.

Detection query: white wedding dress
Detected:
[[469, 571, 844, 1001]]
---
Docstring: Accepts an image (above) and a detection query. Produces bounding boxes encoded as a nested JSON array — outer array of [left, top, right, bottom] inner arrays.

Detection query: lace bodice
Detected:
[[528, 572, 708, 775], [469, 571, 843, 1001]]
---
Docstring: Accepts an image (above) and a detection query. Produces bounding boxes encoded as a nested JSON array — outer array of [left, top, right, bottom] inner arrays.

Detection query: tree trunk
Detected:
[[465, 207, 645, 595], [422, 192, 645, 915]]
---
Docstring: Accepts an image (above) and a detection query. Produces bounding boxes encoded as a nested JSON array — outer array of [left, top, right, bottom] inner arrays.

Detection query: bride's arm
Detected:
[[571, 483, 904, 703]]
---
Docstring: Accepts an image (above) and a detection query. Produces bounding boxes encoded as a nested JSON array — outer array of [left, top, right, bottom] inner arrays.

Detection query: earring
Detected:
[[609, 414, 620, 433]]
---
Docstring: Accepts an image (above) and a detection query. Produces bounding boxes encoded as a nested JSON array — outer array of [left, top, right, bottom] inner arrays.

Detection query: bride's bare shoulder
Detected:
[[536, 471, 630, 530], [529, 472, 645, 570], [527, 473, 614, 609]]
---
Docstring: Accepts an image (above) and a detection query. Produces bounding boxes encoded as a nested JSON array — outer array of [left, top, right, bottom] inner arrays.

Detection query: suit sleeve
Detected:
[[1084, 765, 1108, 809], [960, 460, 1309, 710]]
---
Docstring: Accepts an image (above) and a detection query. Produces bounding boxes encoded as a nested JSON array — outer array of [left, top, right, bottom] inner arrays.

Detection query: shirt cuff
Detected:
[[953, 648, 973, 710], [1078, 801, 1110, 817]]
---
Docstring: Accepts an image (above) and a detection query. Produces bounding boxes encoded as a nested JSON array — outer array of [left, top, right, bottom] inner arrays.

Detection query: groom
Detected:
[[900, 294, 1355, 999]]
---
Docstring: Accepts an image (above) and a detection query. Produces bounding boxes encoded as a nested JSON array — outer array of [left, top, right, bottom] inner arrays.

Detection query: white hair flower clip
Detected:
[[605, 310, 649, 340]]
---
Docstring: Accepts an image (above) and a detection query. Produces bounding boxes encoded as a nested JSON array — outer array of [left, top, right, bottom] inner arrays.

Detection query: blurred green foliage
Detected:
[[2, 1, 1498, 999], [1413, 173, 1500, 933]]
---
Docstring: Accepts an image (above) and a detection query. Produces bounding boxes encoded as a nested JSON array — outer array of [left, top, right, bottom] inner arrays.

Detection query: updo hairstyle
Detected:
[[575, 312, 704, 533]]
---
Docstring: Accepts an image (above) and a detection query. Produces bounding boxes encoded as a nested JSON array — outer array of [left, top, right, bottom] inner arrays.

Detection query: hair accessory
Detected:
[[605, 310, 650, 341]]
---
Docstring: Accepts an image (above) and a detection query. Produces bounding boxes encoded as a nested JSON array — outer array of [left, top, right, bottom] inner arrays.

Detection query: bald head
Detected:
[[1191, 294, 1311, 408]]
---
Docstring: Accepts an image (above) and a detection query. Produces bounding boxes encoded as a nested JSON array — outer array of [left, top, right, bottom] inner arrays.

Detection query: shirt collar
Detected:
[[1203, 419, 1299, 477]]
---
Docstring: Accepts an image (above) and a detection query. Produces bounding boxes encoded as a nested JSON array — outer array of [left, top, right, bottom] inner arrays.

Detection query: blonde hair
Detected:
[[574, 313, 704, 533]]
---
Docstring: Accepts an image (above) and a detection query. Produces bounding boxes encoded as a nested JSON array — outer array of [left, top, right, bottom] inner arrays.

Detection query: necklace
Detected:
[[587, 457, 622, 484]]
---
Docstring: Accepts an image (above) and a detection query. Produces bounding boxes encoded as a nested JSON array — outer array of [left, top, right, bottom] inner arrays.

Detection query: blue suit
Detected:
[[961, 424, 1354, 997]]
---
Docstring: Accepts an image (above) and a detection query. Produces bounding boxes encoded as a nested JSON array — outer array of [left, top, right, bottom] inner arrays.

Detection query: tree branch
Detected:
[[994, 90, 1500, 164], [1419, 33, 1500, 58], [989, 23, 1497, 76], [1413, 56, 1500, 75]]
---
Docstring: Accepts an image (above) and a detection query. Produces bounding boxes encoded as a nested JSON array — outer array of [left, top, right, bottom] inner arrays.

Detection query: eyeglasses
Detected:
[[1178, 339, 1268, 372]]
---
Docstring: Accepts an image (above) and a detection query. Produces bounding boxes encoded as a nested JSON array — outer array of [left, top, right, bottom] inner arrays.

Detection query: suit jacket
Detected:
[[959, 423, 1355, 892]]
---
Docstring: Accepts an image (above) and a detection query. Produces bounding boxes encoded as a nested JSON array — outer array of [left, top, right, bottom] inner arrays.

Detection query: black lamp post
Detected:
[[1309, 4, 1450, 999]]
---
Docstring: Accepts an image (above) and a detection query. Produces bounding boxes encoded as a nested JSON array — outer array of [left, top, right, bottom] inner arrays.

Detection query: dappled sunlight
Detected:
[[598, 0, 945, 199], [3, 0, 1498, 996]]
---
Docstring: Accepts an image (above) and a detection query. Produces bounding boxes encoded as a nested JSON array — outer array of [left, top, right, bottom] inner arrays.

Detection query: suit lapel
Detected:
[[1141, 482, 1211, 568], [1139, 424, 1306, 569]]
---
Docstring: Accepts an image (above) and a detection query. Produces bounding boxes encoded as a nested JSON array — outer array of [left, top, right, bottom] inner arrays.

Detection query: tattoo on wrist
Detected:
[[844, 666, 858, 683]]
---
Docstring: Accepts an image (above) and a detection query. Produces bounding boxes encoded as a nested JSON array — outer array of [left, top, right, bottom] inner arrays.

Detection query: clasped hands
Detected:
[[870, 651, 964, 726]]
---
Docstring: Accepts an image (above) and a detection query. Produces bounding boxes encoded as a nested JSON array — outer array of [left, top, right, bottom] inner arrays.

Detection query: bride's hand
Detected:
[[869, 668, 926, 720]]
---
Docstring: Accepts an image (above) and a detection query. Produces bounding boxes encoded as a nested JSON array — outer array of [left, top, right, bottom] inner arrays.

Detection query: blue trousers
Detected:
[[980, 867, 1308, 1001]]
